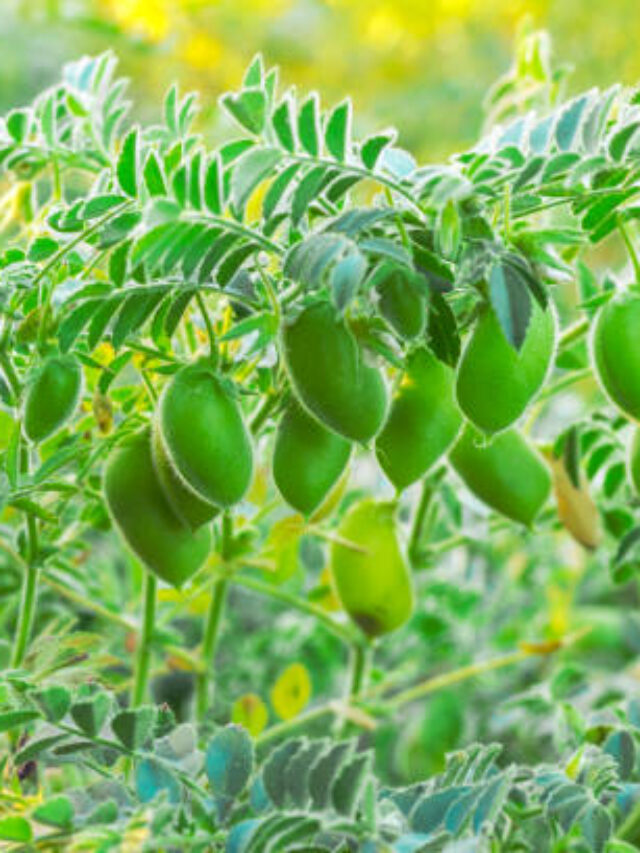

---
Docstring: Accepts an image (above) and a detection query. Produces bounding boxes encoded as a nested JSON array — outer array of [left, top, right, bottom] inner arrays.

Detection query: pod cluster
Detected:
[[101, 274, 640, 631], [275, 288, 558, 528], [104, 361, 253, 587]]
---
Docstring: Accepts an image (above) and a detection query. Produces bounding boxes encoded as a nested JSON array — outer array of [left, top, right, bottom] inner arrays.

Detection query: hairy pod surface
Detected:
[[151, 422, 219, 530], [273, 399, 351, 516], [330, 498, 413, 637], [280, 301, 388, 443], [629, 427, 640, 494], [547, 454, 601, 550], [156, 361, 253, 509], [103, 429, 211, 587], [592, 291, 640, 422], [449, 426, 551, 526], [376, 269, 426, 340], [455, 300, 556, 435], [23, 354, 82, 443], [376, 347, 462, 491]]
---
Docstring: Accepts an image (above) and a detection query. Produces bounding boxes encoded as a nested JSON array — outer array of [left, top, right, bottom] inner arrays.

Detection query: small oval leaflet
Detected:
[[205, 723, 254, 800]]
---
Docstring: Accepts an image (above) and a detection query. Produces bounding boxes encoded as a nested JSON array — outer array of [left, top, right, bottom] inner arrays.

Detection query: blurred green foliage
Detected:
[[3, 0, 640, 160]]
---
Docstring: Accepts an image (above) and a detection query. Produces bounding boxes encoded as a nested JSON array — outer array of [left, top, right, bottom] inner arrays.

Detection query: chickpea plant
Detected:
[[2, 29, 640, 851]]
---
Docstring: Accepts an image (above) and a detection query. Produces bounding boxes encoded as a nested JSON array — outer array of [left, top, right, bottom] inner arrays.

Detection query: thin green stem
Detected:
[[523, 367, 595, 435], [0, 348, 21, 401], [132, 572, 157, 706], [195, 513, 233, 719], [336, 638, 372, 737], [256, 264, 281, 321], [363, 779, 377, 836], [232, 573, 358, 644], [510, 186, 640, 220], [537, 366, 595, 402], [195, 578, 228, 719], [139, 370, 158, 405], [408, 468, 445, 567], [618, 215, 640, 283], [256, 704, 338, 750], [558, 317, 590, 350], [384, 649, 528, 709], [11, 514, 39, 668], [250, 391, 280, 435], [384, 186, 411, 250], [34, 202, 133, 349], [424, 516, 512, 557], [381, 630, 588, 710], [11, 568, 38, 669], [191, 212, 283, 256], [33, 202, 132, 288], [288, 152, 426, 218], [195, 291, 218, 361], [348, 640, 371, 699], [502, 184, 512, 241]]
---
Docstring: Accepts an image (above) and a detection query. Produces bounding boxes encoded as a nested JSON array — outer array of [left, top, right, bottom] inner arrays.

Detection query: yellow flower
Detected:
[[270, 662, 312, 720], [103, 0, 171, 42]]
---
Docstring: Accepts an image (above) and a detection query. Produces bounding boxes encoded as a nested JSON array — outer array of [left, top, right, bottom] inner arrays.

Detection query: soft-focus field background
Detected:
[[3, 0, 640, 162]]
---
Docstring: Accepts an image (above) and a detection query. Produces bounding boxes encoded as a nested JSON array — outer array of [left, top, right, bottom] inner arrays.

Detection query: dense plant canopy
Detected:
[[2, 28, 640, 852]]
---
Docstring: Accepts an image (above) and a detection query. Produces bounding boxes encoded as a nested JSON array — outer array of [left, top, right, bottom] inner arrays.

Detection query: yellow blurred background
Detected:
[[3, 0, 640, 159]]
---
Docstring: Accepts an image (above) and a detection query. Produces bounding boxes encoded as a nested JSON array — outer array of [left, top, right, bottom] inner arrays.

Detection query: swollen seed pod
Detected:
[[376, 268, 426, 340], [155, 361, 253, 509], [592, 291, 640, 422], [375, 347, 462, 491], [280, 301, 388, 443], [330, 499, 414, 637], [103, 429, 211, 587], [151, 423, 219, 530], [23, 354, 82, 443], [449, 426, 551, 527], [455, 300, 556, 435], [547, 454, 601, 550], [273, 399, 352, 517]]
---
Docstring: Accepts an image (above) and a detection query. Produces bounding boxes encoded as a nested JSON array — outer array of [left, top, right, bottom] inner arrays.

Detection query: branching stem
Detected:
[[132, 572, 157, 706]]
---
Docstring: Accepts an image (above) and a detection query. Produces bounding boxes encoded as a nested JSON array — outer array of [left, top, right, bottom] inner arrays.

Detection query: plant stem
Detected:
[[380, 630, 588, 711], [34, 202, 133, 349], [383, 649, 528, 709], [289, 152, 427, 219], [558, 317, 590, 350], [195, 291, 217, 361], [537, 366, 595, 403], [618, 215, 640, 282], [11, 515, 39, 668], [195, 513, 233, 719], [257, 700, 378, 755], [408, 468, 445, 567], [2, 350, 39, 671], [192, 212, 283, 256], [195, 578, 228, 719], [347, 639, 371, 701], [423, 516, 512, 557], [250, 391, 279, 435], [132, 572, 157, 706], [336, 637, 372, 736], [232, 573, 358, 644], [0, 348, 21, 401]]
